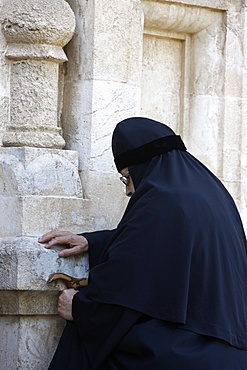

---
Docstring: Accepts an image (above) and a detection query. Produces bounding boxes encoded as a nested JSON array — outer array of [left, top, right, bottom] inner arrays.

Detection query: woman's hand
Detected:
[[58, 289, 77, 320], [38, 230, 89, 257]]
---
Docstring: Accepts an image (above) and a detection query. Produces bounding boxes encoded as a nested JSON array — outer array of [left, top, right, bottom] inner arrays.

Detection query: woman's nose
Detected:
[[126, 186, 133, 197]]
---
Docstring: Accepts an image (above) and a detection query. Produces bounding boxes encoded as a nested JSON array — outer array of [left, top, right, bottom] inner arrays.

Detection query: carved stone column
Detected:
[[0, 1, 89, 369], [1, 0, 75, 148]]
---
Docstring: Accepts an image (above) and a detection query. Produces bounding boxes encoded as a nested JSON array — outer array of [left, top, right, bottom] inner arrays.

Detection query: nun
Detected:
[[40, 117, 247, 369]]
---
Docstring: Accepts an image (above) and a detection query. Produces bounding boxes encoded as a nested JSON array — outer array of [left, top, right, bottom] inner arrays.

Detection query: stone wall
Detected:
[[63, 0, 247, 230], [0, 0, 246, 368]]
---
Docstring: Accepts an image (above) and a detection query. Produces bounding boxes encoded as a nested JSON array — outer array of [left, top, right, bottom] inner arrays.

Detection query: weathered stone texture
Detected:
[[0, 315, 65, 370], [1, 0, 75, 148], [0, 238, 88, 293], [1, 0, 75, 45]]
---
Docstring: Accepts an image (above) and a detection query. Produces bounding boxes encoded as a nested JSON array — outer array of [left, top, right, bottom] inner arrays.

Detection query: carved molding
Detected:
[[0, 0, 75, 148], [142, 1, 222, 33]]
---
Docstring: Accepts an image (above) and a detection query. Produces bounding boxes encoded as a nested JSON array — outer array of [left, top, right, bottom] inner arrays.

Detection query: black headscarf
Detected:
[[83, 117, 247, 349]]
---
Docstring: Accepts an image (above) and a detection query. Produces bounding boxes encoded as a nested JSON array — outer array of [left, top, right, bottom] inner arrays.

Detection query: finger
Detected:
[[41, 234, 71, 249], [38, 230, 68, 243], [45, 235, 69, 247], [43, 239, 59, 249], [38, 230, 59, 243], [59, 289, 69, 297], [58, 289, 75, 303], [58, 245, 84, 258], [58, 290, 69, 304], [38, 233, 52, 243]]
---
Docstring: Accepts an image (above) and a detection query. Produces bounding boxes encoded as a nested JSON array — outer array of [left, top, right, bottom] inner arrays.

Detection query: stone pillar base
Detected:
[[2, 126, 65, 148], [0, 146, 90, 368]]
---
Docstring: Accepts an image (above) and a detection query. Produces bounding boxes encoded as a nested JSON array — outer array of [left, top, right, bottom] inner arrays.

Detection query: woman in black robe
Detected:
[[40, 117, 247, 369]]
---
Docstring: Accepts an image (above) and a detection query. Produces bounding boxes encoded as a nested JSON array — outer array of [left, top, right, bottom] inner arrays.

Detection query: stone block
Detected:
[[0, 146, 83, 196], [0, 237, 89, 293], [0, 317, 19, 370], [89, 80, 141, 173], [80, 169, 128, 230], [141, 33, 184, 131], [185, 95, 225, 176], [0, 196, 22, 236], [0, 315, 65, 370], [93, 0, 143, 83]]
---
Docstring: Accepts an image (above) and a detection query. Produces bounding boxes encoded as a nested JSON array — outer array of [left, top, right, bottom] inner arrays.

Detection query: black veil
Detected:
[[82, 117, 247, 350]]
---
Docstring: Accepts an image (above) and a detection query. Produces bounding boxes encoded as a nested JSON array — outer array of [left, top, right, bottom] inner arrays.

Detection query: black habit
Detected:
[[49, 117, 247, 369]]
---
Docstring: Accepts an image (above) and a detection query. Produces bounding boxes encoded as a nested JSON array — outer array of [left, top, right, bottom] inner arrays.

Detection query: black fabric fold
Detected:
[[83, 117, 247, 350], [49, 116, 247, 369], [80, 230, 116, 269], [114, 134, 186, 172]]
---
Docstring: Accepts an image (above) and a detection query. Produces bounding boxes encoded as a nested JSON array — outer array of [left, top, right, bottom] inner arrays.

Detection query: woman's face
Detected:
[[120, 167, 135, 197]]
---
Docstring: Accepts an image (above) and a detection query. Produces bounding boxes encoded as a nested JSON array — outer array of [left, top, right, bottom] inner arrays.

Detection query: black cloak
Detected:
[[49, 117, 247, 369]]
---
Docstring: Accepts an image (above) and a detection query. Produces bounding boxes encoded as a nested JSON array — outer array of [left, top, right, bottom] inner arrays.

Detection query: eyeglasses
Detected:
[[120, 171, 130, 186]]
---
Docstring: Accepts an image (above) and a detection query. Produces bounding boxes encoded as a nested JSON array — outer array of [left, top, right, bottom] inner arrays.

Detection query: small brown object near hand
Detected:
[[48, 272, 88, 289]]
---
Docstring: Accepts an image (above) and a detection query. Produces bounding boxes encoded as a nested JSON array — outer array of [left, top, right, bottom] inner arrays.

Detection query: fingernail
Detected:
[[59, 251, 64, 257]]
